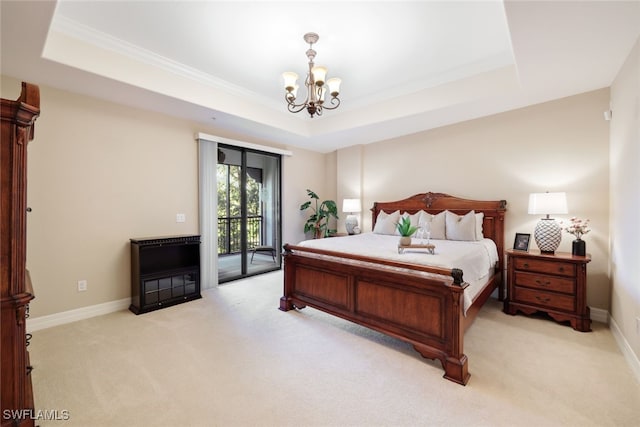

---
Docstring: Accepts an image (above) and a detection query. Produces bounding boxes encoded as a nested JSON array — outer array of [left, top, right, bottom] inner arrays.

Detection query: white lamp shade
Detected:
[[327, 77, 341, 96], [282, 72, 298, 91], [342, 198, 361, 213], [289, 84, 299, 100], [528, 192, 568, 215], [318, 86, 326, 103], [311, 66, 327, 86]]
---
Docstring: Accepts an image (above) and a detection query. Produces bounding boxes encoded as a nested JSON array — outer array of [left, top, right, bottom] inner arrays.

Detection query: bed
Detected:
[[279, 192, 506, 385]]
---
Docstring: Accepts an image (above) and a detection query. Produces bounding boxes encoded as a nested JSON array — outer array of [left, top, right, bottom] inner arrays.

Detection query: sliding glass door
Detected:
[[217, 144, 281, 283]]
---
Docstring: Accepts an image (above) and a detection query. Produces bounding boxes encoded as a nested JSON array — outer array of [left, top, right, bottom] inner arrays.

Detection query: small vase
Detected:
[[399, 236, 412, 246], [572, 238, 586, 256]]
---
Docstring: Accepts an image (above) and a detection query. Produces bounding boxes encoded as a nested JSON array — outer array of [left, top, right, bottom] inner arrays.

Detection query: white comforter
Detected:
[[297, 233, 499, 313]]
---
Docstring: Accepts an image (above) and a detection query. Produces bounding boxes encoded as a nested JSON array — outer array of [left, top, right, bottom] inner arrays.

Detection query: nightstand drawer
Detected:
[[514, 258, 576, 277], [514, 271, 576, 294], [513, 287, 575, 312]]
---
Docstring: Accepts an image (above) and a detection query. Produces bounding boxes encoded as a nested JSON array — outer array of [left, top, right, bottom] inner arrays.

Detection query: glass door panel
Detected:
[[217, 145, 281, 283]]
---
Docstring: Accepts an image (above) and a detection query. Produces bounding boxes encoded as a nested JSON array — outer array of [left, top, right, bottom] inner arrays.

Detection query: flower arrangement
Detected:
[[563, 217, 591, 240]]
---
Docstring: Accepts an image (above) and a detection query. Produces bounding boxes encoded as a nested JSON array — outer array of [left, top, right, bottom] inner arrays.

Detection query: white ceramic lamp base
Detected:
[[345, 215, 358, 235], [534, 218, 562, 253]]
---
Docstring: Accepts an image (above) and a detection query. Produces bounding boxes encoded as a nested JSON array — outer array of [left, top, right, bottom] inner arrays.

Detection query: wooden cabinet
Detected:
[[130, 235, 201, 314], [1, 82, 40, 426], [504, 249, 591, 332]]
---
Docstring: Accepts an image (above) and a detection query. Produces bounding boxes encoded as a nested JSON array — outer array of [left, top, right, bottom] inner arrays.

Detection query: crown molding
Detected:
[[50, 15, 281, 111]]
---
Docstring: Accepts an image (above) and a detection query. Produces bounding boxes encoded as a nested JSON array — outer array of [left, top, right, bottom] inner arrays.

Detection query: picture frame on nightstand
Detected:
[[513, 233, 531, 251]]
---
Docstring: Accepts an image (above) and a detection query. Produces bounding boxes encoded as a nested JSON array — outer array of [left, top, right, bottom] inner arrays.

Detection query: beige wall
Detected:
[[282, 148, 335, 245], [337, 89, 611, 311], [610, 37, 640, 362], [0, 74, 619, 320], [337, 145, 364, 232], [1, 75, 328, 317]]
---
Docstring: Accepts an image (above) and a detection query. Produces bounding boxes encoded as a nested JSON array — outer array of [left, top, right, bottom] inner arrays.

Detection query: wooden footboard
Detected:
[[280, 244, 474, 385]]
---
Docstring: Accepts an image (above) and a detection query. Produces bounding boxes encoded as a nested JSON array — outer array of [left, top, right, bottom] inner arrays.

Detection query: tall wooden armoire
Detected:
[[1, 82, 40, 427]]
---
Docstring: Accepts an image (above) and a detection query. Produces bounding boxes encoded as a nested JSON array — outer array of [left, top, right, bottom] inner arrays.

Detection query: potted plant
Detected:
[[396, 216, 418, 246], [300, 189, 339, 238]]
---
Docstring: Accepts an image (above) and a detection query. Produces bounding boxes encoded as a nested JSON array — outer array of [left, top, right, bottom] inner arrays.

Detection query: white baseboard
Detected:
[[590, 306, 609, 324], [609, 315, 640, 384], [27, 298, 131, 332]]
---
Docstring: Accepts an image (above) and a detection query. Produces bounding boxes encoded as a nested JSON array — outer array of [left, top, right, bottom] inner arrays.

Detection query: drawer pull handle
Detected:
[[535, 296, 551, 303], [523, 263, 529, 268], [535, 279, 551, 286], [558, 267, 565, 272]]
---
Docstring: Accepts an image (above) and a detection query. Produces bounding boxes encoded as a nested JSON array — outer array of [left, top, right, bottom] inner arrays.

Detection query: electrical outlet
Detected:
[[77, 280, 87, 292], [176, 213, 186, 223]]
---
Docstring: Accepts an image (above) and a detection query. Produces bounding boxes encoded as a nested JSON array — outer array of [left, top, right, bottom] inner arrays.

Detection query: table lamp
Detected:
[[528, 192, 568, 254], [342, 198, 361, 235]]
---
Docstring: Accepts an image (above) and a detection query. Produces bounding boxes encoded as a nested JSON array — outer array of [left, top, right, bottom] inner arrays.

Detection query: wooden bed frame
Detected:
[[279, 192, 506, 385]]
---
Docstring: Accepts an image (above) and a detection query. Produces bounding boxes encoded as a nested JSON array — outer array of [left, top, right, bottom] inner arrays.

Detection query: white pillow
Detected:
[[373, 210, 400, 235], [445, 210, 478, 241], [475, 212, 484, 240], [421, 211, 446, 240]]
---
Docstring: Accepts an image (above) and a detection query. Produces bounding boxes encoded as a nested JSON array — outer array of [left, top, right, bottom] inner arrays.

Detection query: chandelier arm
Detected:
[[287, 101, 309, 114], [284, 94, 307, 113], [285, 91, 314, 113], [319, 97, 341, 110]]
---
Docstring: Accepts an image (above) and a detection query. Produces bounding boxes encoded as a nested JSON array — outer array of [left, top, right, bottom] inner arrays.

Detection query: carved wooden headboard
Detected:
[[371, 192, 507, 269]]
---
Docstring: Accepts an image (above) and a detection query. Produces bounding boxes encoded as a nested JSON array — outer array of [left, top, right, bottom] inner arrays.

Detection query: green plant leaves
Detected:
[[300, 189, 339, 238], [396, 216, 418, 236], [299, 201, 311, 210]]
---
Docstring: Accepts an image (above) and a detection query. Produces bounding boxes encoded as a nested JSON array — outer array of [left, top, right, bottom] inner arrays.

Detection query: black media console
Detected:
[[130, 235, 201, 314]]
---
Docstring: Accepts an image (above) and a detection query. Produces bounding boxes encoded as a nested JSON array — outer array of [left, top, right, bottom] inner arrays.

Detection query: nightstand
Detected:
[[504, 249, 592, 332]]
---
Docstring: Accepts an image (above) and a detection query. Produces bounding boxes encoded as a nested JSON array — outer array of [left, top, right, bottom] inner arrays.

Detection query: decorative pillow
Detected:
[[445, 210, 477, 241], [373, 210, 400, 235], [421, 211, 446, 240], [475, 212, 484, 240]]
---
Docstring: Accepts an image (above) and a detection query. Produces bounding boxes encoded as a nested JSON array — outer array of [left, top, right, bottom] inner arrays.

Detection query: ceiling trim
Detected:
[[51, 14, 282, 111]]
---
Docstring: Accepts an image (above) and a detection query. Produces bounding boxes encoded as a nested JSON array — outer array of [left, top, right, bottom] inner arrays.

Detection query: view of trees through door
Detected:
[[217, 164, 261, 254], [216, 145, 281, 282]]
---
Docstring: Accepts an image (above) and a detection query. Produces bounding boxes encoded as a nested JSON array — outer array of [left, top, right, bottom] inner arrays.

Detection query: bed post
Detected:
[[443, 269, 470, 385], [412, 269, 470, 385], [450, 268, 463, 285], [279, 244, 295, 311]]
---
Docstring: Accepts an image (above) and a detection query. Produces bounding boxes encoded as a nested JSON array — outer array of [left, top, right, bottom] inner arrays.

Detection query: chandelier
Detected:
[[282, 32, 342, 118]]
